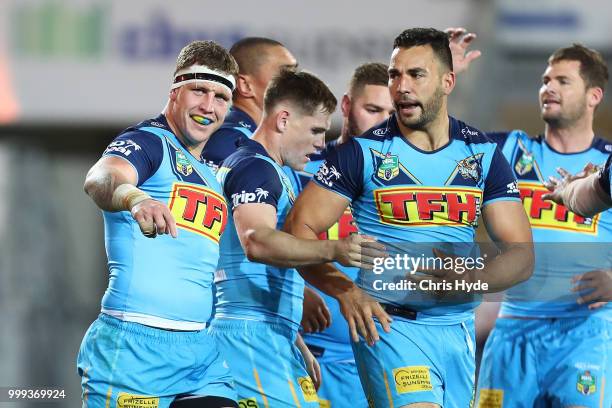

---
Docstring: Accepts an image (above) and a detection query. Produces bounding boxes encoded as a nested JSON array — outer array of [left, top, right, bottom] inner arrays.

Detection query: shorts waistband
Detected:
[[98, 313, 208, 343], [209, 318, 297, 339], [495, 315, 611, 337]]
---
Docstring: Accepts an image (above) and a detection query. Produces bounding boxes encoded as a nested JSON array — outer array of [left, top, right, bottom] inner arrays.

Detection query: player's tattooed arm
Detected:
[[84, 156, 177, 238], [284, 182, 392, 346]]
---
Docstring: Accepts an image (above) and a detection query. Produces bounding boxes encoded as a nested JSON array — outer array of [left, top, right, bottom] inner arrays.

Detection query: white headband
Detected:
[[171, 65, 236, 93]]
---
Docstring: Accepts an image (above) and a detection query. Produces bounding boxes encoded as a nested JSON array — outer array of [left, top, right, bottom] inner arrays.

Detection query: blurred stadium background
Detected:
[[1, 0, 611, 406]]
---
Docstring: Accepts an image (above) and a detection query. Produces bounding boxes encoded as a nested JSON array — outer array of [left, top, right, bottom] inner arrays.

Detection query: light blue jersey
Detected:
[[78, 114, 236, 407], [313, 115, 519, 407], [491, 130, 612, 319], [211, 138, 318, 406], [214, 138, 303, 331], [477, 130, 612, 408]]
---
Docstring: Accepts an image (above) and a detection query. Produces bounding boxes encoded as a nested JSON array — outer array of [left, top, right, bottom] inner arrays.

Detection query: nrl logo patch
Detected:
[[175, 150, 193, 176], [515, 151, 534, 176], [576, 371, 596, 396], [377, 153, 399, 181], [456, 153, 483, 184]]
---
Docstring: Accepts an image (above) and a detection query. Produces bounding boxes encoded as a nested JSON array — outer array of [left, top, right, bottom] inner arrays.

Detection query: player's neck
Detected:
[[398, 112, 450, 152], [233, 98, 262, 125], [252, 126, 283, 166], [337, 122, 351, 145], [544, 117, 594, 153]]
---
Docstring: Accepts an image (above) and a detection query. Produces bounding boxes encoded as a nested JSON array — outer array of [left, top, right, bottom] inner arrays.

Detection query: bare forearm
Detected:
[[243, 227, 337, 267], [469, 244, 534, 292], [84, 169, 121, 211], [563, 173, 612, 218]]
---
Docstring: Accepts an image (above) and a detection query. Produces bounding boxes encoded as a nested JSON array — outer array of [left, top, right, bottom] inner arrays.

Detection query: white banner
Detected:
[[1, 0, 472, 123]]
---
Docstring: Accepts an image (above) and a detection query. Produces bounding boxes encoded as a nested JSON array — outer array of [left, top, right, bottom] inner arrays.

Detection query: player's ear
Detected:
[[587, 86, 603, 109], [275, 109, 290, 133], [341, 94, 351, 119], [442, 70, 456, 95], [235, 74, 254, 98], [169, 88, 178, 101]]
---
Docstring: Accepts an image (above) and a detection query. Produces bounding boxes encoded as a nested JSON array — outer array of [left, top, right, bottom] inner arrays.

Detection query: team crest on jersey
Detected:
[[175, 151, 193, 176], [456, 153, 483, 184], [519, 181, 600, 234], [515, 151, 534, 176], [377, 153, 400, 181], [168, 183, 227, 243], [576, 371, 596, 395]]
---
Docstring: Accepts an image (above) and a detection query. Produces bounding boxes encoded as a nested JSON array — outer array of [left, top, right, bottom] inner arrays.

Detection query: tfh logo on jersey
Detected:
[[318, 209, 358, 240], [104, 140, 142, 157], [374, 186, 482, 227], [231, 188, 269, 208], [316, 162, 342, 187], [519, 181, 599, 234], [168, 183, 228, 242]]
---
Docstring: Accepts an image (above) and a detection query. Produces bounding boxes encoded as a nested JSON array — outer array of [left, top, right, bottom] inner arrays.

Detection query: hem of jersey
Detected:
[[101, 309, 206, 330], [311, 178, 353, 202], [102, 153, 141, 186], [482, 196, 522, 206]]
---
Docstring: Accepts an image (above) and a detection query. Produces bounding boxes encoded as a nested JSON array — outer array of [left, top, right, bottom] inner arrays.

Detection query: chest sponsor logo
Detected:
[[318, 208, 357, 240], [168, 183, 228, 242], [519, 182, 599, 234], [104, 139, 142, 157], [374, 186, 482, 227], [175, 150, 193, 176], [393, 366, 433, 394]]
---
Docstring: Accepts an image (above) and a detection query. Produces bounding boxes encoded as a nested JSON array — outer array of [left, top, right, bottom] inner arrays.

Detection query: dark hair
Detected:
[[264, 70, 337, 116], [549, 44, 609, 91], [349, 62, 389, 95], [393, 28, 453, 72], [174, 40, 238, 77], [230, 37, 286, 75]]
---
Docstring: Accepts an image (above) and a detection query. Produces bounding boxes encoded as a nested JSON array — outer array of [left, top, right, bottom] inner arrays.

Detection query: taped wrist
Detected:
[[111, 184, 152, 211]]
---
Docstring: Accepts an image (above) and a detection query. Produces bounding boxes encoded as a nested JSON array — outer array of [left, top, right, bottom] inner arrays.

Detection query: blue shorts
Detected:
[[477, 316, 612, 408], [209, 319, 319, 407], [316, 360, 367, 408], [352, 318, 476, 408], [77, 313, 236, 408]]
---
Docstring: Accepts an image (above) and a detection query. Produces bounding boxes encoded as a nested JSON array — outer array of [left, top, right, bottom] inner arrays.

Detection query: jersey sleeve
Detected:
[[224, 158, 284, 211], [312, 138, 364, 202], [201, 127, 249, 168], [102, 130, 163, 186], [484, 131, 511, 148], [483, 147, 521, 205], [598, 154, 612, 197]]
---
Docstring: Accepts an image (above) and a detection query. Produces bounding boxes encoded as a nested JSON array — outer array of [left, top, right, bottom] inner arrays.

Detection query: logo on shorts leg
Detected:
[[297, 376, 318, 402], [238, 397, 260, 407], [392, 366, 433, 394], [477, 389, 503, 408], [116, 393, 159, 408], [577, 371, 596, 396]]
